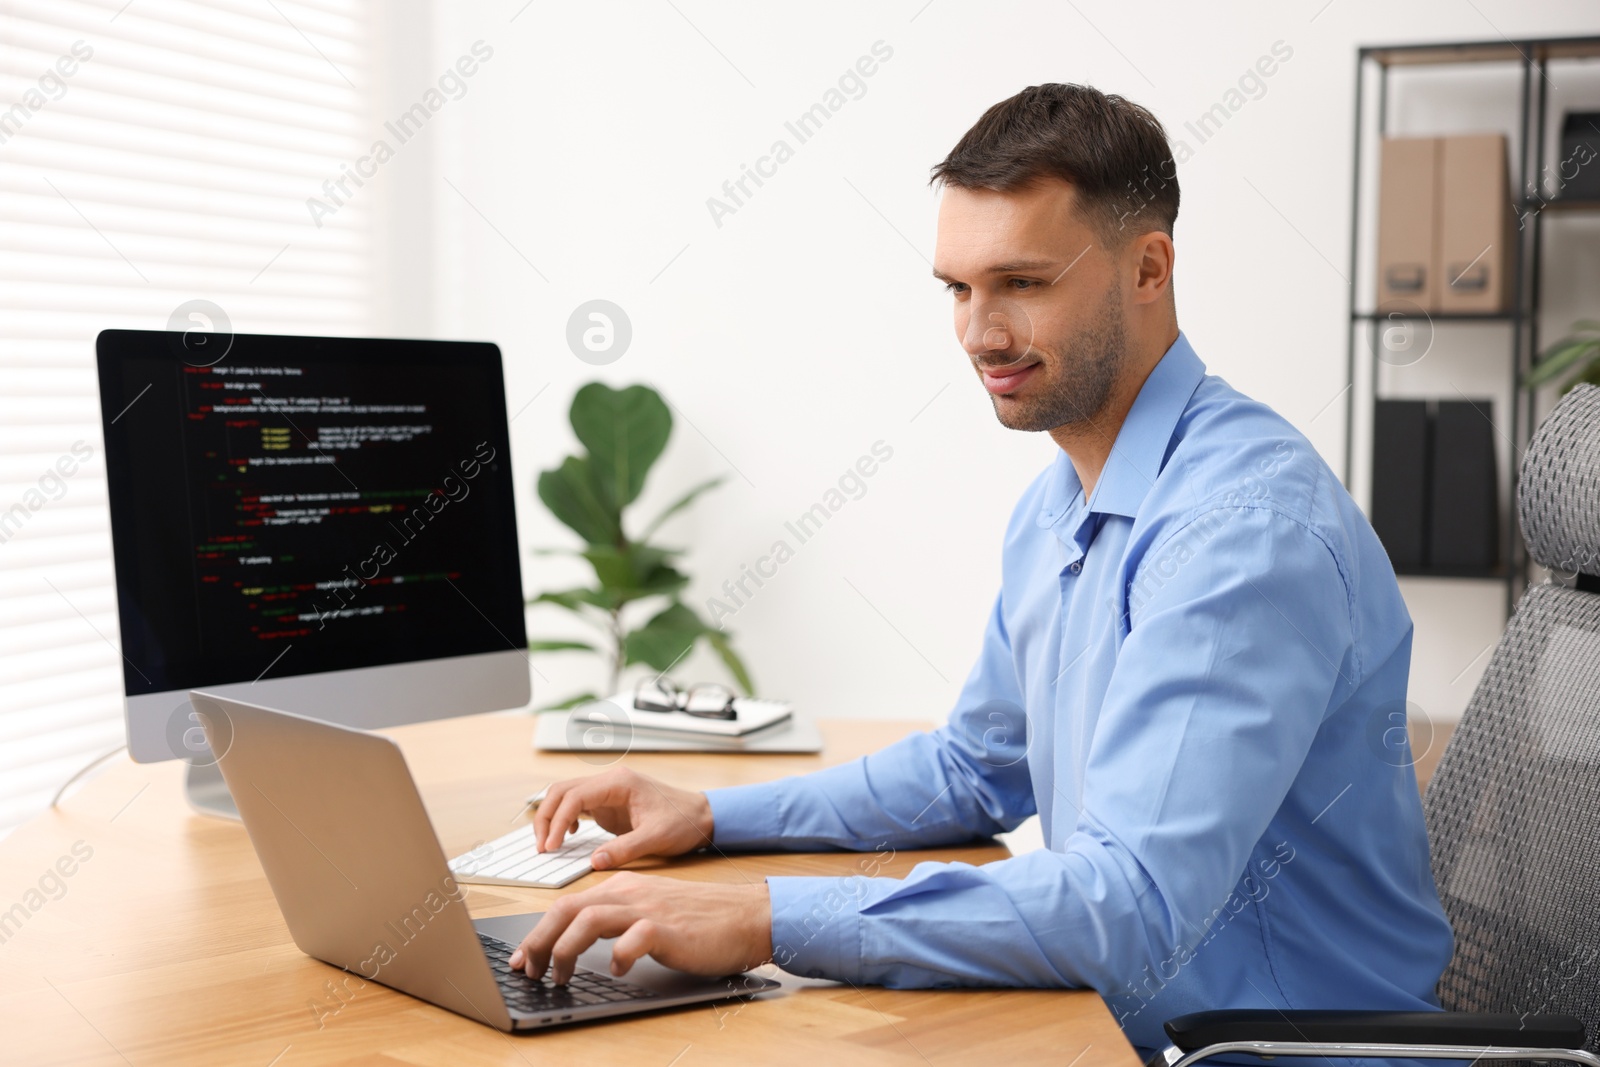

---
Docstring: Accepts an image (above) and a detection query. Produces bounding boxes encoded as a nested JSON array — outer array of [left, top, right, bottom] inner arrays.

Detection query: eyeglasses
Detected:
[[633, 677, 737, 720]]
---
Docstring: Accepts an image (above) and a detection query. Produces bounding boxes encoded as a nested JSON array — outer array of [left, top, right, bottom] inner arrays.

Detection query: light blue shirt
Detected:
[[707, 332, 1454, 1057]]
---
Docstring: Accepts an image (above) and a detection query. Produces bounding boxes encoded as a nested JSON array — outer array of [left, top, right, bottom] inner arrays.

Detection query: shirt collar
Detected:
[[1038, 330, 1206, 527]]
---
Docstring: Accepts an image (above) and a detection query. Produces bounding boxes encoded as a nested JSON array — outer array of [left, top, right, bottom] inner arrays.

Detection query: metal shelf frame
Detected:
[[1342, 35, 1600, 616]]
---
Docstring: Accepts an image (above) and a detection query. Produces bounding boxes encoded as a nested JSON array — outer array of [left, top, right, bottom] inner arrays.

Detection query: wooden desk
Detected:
[[0, 714, 1141, 1067]]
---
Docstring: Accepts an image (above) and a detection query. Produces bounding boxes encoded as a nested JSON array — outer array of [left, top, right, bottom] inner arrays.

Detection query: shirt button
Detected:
[[1069, 561, 1082, 574]]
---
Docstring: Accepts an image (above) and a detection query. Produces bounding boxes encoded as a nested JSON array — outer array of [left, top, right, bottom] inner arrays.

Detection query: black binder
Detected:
[[1371, 399, 1430, 571], [1429, 399, 1499, 571], [1557, 112, 1600, 202]]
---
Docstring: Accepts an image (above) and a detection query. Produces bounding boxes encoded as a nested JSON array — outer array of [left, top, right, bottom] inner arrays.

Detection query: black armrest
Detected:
[[1164, 1010, 1586, 1052]]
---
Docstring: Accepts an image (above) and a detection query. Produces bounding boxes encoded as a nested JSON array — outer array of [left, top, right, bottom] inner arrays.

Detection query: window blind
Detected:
[[0, 0, 375, 834]]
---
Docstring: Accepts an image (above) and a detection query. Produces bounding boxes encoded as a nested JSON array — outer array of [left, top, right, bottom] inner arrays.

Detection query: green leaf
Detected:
[[1526, 337, 1600, 387], [581, 544, 689, 603], [639, 476, 726, 540], [569, 383, 672, 511], [621, 601, 755, 692], [1572, 358, 1600, 393], [706, 628, 754, 695], [581, 543, 671, 588], [537, 455, 621, 545], [531, 587, 618, 614], [527, 639, 599, 653], [626, 565, 690, 600], [1538, 336, 1597, 365], [537, 692, 601, 712], [623, 601, 707, 674]]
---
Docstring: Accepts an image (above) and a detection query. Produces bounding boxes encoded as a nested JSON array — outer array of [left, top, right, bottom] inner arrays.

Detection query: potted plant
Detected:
[[527, 382, 752, 709], [1525, 320, 1600, 394]]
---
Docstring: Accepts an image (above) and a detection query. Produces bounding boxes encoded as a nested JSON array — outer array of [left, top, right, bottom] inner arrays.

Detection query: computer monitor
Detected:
[[96, 329, 530, 814]]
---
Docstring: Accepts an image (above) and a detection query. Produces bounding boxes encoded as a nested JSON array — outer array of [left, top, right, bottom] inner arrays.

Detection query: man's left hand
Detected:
[[507, 872, 774, 983]]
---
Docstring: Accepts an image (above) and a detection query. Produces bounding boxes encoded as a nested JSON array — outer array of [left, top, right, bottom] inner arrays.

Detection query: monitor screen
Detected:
[[96, 330, 527, 700]]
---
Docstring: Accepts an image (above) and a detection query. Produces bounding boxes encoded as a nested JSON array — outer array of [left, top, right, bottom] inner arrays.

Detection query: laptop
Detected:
[[192, 691, 780, 1031]]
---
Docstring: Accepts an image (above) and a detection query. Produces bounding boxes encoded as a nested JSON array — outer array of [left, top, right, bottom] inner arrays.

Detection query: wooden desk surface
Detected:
[[0, 713, 1140, 1067]]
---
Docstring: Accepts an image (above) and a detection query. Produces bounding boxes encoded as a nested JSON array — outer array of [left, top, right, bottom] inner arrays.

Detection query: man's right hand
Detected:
[[532, 767, 715, 871]]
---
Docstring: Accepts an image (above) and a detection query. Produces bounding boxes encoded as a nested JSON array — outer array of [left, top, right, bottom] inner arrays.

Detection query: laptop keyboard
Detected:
[[449, 821, 615, 888], [479, 932, 654, 1015]]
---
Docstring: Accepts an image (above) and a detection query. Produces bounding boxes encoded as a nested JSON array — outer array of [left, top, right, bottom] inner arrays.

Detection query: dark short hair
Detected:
[[930, 83, 1179, 245]]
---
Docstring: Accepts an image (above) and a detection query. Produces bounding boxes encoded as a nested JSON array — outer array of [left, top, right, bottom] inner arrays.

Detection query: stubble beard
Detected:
[[989, 286, 1127, 434]]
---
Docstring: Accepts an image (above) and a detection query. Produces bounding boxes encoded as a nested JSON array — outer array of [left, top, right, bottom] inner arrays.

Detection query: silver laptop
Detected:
[[192, 691, 780, 1032]]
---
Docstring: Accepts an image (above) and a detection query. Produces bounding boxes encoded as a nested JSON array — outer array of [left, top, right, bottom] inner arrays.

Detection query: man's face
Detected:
[[933, 179, 1126, 433]]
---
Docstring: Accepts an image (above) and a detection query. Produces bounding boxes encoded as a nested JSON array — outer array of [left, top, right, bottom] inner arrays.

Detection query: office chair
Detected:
[[1149, 384, 1600, 1067]]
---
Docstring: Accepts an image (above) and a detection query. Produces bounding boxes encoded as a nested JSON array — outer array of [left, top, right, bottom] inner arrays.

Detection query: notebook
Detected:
[[533, 711, 823, 754], [568, 693, 792, 737]]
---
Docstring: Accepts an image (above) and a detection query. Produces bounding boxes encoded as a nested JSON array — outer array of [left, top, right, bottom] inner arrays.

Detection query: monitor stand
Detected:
[[185, 761, 240, 820]]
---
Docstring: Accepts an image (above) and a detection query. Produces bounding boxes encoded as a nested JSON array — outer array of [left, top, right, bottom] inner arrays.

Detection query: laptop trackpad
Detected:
[[471, 912, 738, 996]]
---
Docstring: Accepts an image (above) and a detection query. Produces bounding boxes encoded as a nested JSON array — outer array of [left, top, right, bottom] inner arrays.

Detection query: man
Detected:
[[509, 83, 1454, 1057]]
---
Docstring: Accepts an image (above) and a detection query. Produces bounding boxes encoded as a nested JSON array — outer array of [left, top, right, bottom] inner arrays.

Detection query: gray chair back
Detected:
[[1422, 384, 1600, 1049]]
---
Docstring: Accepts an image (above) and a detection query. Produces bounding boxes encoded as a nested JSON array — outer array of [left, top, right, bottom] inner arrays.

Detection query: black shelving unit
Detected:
[[1343, 35, 1600, 617]]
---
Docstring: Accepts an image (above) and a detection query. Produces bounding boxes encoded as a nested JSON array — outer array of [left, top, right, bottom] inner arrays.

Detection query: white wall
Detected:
[[365, 1, 1600, 728]]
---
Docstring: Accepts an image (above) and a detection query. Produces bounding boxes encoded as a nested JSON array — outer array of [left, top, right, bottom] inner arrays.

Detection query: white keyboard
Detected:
[[448, 821, 615, 889]]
